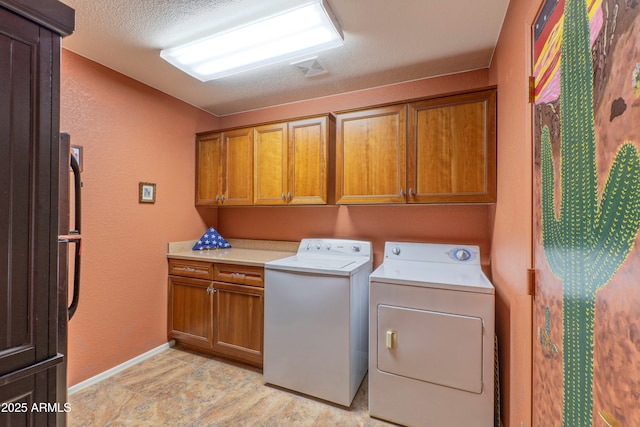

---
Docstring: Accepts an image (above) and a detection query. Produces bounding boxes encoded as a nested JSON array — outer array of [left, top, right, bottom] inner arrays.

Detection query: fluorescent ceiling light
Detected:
[[160, 0, 344, 81]]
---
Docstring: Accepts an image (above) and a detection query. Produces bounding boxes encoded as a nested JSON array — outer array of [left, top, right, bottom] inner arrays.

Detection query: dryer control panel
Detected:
[[384, 242, 479, 265]]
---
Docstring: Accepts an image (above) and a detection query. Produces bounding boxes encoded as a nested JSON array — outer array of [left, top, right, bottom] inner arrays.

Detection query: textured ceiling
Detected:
[[59, 0, 510, 116]]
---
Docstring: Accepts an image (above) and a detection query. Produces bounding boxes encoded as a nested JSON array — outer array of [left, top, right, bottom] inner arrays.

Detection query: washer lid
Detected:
[[265, 255, 370, 276], [369, 260, 494, 294]]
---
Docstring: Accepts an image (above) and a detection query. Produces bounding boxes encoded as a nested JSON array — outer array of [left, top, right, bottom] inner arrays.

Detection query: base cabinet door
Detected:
[[168, 276, 212, 349], [212, 281, 264, 366]]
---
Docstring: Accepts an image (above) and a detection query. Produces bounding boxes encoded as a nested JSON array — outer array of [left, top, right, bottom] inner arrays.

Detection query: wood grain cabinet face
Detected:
[[196, 128, 253, 206], [195, 132, 221, 206], [221, 128, 254, 205], [212, 282, 264, 366], [336, 105, 407, 204], [288, 116, 333, 205], [408, 89, 496, 203], [168, 260, 265, 367], [254, 116, 333, 205], [168, 276, 213, 350], [336, 89, 496, 205], [254, 123, 288, 205]]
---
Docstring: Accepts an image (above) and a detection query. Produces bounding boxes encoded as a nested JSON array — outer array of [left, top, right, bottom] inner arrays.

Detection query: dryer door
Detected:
[[377, 304, 484, 393]]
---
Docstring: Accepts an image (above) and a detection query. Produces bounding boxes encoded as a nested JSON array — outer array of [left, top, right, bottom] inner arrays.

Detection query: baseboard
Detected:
[[68, 340, 175, 395]]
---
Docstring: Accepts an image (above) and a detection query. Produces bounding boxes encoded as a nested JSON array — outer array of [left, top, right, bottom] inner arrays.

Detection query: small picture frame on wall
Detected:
[[139, 182, 156, 203]]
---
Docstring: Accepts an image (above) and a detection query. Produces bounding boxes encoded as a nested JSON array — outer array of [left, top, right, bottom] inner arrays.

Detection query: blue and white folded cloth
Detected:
[[192, 227, 231, 250]]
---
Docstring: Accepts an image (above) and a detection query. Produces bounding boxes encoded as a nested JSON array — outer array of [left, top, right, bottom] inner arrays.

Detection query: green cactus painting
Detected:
[[540, 0, 640, 425]]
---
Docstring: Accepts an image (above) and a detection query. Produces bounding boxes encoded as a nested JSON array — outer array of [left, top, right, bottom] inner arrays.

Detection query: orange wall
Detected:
[[489, 0, 543, 425], [60, 50, 218, 386], [219, 205, 492, 269], [219, 69, 491, 128]]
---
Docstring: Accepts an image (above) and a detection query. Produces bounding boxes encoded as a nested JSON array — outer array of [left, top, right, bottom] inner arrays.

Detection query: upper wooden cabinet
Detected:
[[196, 127, 253, 206], [195, 132, 221, 206], [222, 128, 254, 205], [407, 89, 496, 203], [336, 88, 496, 204], [254, 115, 334, 205], [254, 122, 288, 205], [336, 105, 407, 204]]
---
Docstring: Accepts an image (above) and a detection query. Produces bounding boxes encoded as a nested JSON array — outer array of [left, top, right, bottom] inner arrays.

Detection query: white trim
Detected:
[[68, 341, 175, 395]]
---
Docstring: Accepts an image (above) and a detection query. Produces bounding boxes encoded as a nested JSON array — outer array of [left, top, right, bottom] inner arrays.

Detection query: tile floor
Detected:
[[68, 345, 397, 426]]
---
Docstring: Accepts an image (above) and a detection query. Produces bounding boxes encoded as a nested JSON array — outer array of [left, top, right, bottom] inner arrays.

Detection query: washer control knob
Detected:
[[316, 243, 322, 250], [454, 249, 471, 261], [351, 244, 361, 253], [392, 246, 401, 256], [325, 243, 331, 250]]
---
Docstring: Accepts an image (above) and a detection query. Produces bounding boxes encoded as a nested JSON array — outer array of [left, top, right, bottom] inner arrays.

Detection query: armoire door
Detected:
[[0, 1, 74, 425]]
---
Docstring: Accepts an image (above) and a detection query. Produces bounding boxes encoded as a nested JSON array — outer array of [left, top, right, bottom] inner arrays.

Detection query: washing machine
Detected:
[[369, 242, 495, 427], [264, 238, 373, 407]]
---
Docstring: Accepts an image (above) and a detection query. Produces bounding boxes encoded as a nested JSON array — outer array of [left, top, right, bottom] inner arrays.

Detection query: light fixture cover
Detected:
[[160, 0, 343, 81]]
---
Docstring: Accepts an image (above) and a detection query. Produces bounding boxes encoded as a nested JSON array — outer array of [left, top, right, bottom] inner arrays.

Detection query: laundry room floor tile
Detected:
[[68, 345, 398, 427]]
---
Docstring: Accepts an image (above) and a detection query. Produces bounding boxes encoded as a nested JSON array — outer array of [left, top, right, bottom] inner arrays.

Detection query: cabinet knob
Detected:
[[215, 195, 220, 202], [409, 188, 415, 197], [221, 194, 226, 202], [282, 192, 286, 200], [287, 192, 292, 200], [400, 189, 405, 197]]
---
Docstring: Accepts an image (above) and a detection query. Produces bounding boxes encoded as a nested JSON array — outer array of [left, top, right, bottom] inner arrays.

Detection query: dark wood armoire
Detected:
[[0, 0, 74, 425]]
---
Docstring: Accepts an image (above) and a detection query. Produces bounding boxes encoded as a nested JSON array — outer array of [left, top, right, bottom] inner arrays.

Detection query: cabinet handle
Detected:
[[207, 287, 217, 295], [182, 266, 196, 272], [400, 189, 405, 197], [287, 192, 292, 200], [221, 194, 226, 202], [215, 194, 220, 202], [282, 192, 286, 200], [386, 330, 398, 349], [409, 188, 415, 197], [231, 272, 246, 279]]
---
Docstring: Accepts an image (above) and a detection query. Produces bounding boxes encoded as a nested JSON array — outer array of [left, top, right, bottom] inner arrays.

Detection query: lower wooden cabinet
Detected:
[[168, 276, 212, 350], [212, 281, 263, 366], [167, 259, 264, 367]]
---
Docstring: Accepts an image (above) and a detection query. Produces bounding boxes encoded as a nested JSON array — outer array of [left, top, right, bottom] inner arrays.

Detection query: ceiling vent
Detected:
[[291, 57, 328, 77]]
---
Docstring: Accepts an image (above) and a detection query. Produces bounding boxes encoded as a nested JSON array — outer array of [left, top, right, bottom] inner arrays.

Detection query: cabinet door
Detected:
[[212, 282, 264, 366], [221, 128, 253, 205], [195, 132, 221, 206], [407, 89, 496, 203], [288, 116, 332, 205], [0, 369, 58, 427], [254, 123, 288, 205], [336, 105, 407, 204], [168, 276, 212, 349]]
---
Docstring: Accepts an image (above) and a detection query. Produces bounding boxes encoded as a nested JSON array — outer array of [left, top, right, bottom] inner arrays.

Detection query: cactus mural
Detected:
[[540, 0, 640, 425]]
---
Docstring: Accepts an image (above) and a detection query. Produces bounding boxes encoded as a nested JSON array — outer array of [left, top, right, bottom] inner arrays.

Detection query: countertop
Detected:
[[167, 238, 297, 267]]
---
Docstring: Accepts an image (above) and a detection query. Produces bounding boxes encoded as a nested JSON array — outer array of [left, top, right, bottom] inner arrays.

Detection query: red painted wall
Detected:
[[61, 50, 218, 386]]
